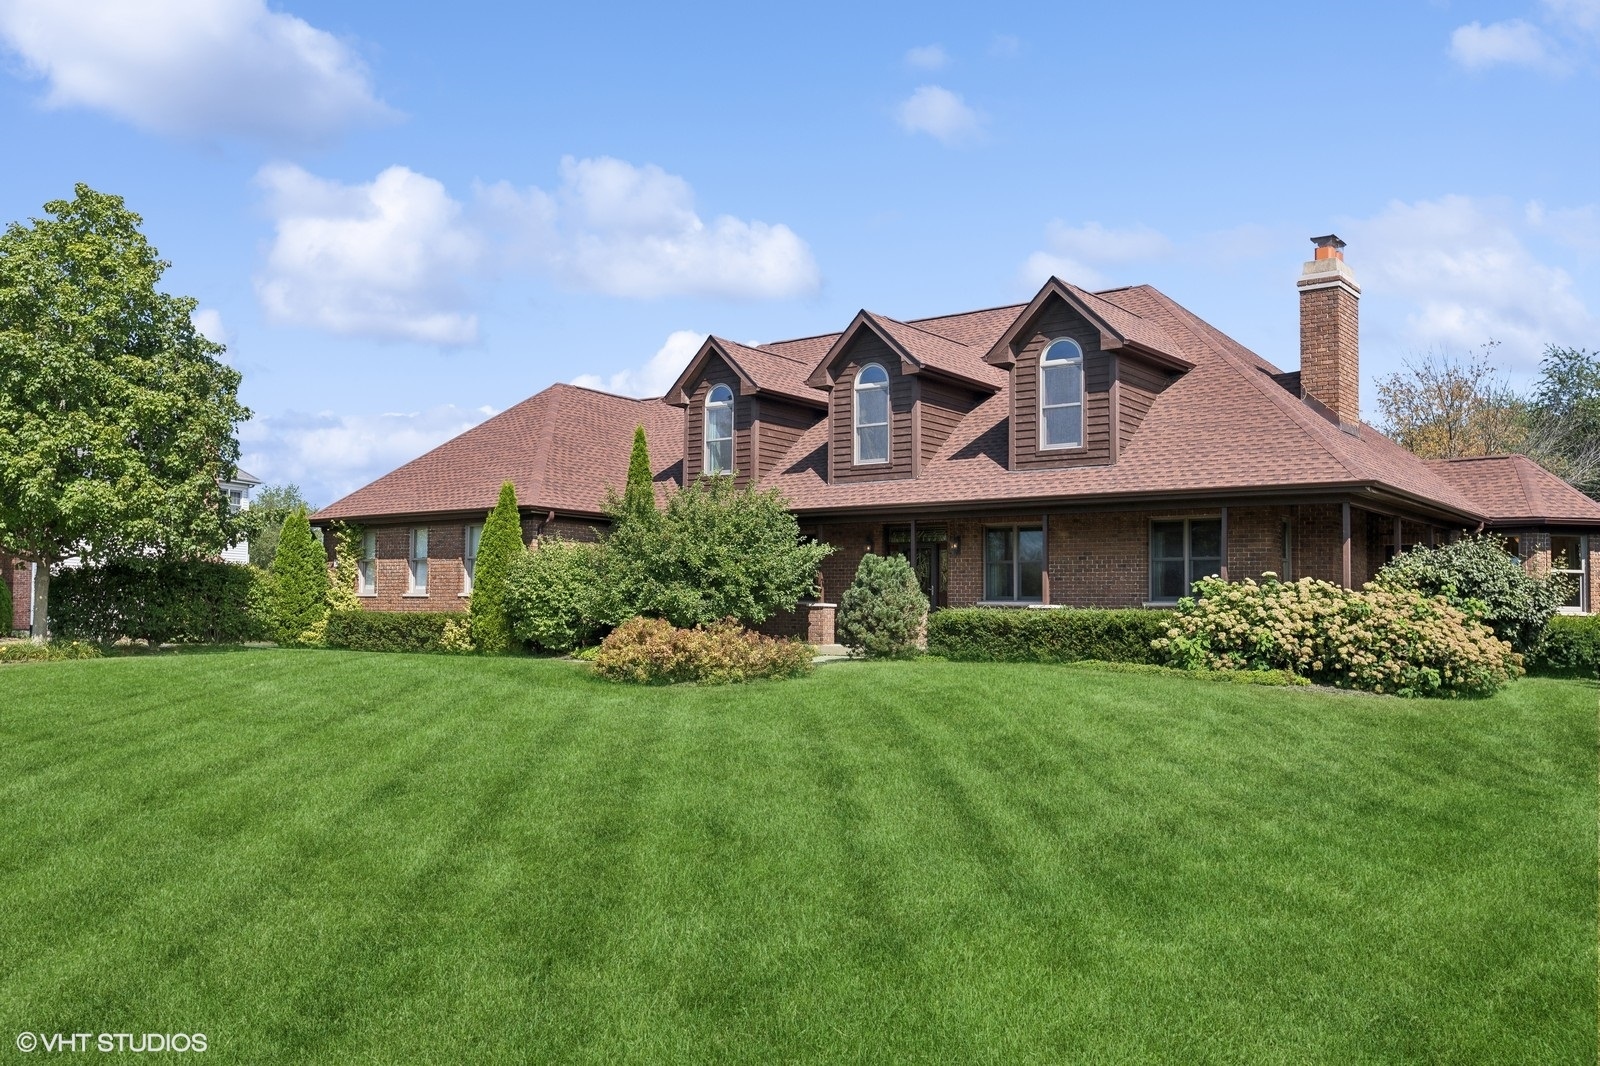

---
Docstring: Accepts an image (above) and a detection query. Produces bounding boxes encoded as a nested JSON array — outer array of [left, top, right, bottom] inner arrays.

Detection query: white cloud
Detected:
[[1449, 19, 1555, 69], [896, 85, 984, 145], [571, 330, 707, 398], [254, 157, 820, 343], [0, 0, 391, 144], [1018, 221, 1174, 289], [254, 163, 484, 346], [904, 44, 948, 70], [1347, 194, 1593, 363], [481, 156, 821, 300], [239, 404, 494, 506], [191, 308, 228, 345], [1543, 0, 1600, 37], [988, 34, 1021, 58], [1526, 200, 1600, 253]]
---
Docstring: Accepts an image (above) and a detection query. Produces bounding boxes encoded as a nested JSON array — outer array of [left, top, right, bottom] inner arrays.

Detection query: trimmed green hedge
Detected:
[[1528, 615, 1600, 678], [926, 607, 1170, 665], [325, 610, 469, 654], [50, 560, 269, 645]]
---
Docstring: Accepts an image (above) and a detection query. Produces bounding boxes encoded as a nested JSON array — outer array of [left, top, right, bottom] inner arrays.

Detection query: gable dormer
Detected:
[[985, 278, 1191, 470], [666, 336, 825, 486], [807, 311, 1001, 484]]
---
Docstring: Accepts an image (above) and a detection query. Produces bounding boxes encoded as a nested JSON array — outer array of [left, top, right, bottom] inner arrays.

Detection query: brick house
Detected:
[[313, 237, 1600, 641]]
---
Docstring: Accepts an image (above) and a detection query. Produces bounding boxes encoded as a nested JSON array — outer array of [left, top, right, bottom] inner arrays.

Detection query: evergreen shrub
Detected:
[[470, 481, 524, 655], [926, 607, 1170, 664], [835, 553, 927, 658], [324, 611, 469, 654], [270, 509, 330, 646]]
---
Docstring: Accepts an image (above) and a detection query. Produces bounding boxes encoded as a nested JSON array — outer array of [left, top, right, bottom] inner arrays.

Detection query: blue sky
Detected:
[[1, 0, 1595, 506]]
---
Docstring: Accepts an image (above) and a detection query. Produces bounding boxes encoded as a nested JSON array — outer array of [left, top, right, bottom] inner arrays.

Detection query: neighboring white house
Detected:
[[220, 468, 262, 564]]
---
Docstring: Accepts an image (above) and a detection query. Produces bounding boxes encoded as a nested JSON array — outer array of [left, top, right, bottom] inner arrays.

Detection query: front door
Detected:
[[913, 542, 947, 608]]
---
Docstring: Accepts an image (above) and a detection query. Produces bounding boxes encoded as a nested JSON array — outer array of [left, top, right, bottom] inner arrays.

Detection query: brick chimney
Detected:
[[1297, 234, 1361, 426]]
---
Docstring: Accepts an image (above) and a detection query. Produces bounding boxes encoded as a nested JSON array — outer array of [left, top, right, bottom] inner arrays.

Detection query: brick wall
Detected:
[[3, 555, 30, 632], [345, 514, 604, 613], [1298, 281, 1360, 425]]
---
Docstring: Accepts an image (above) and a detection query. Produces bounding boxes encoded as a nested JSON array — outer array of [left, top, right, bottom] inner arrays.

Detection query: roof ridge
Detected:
[[553, 380, 662, 403], [873, 312, 973, 347], [529, 387, 559, 505], [1509, 452, 1545, 514], [906, 300, 1029, 325], [717, 335, 812, 366]]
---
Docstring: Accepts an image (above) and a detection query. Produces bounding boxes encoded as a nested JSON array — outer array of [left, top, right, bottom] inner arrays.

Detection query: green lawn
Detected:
[[0, 651, 1594, 1064]]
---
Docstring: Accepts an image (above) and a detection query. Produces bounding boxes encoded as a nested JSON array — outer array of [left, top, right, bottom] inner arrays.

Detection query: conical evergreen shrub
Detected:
[[470, 481, 524, 654], [836, 553, 928, 658], [270, 508, 330, 645]]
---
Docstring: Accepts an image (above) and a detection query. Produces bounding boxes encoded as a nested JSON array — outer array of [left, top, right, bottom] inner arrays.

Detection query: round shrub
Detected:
[[593, 616, 814, 684], [1374, 534, 1571, 653], [1154, 575, 1522, 698], [836, 553, 927, 659], [504, 537, 609, 652]]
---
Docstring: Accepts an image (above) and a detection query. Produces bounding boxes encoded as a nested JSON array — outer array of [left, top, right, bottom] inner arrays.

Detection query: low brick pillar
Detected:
[[757, 601, 837, 645]]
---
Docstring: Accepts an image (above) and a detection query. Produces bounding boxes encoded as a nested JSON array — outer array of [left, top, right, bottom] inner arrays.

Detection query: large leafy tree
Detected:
[[1373, 346, 1526, 459], [0, 185, 249, 638], [1524, 345, 1600, 498]]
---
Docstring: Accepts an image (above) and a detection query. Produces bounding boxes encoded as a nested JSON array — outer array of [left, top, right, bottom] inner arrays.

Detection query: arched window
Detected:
[[853, 363, 889, 464], [1039, 339, 1084, 449], [704, 384, 734, 474]]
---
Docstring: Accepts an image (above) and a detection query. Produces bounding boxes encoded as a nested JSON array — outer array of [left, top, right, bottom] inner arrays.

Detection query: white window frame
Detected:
[[462, 522, 483, 596], [1148, 517, 1225, 603], [407, 527, 429, 595], [853, 362, 890, 465], [1552, 533, 1589, 614], [1039, 338, 1085, 450], [704, 384, 735, 475], [358, 530, 376, 596], [982, 525, 1045, 603]]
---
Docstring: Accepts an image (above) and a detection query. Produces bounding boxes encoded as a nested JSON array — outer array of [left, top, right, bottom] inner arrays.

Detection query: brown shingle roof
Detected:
[[1425, 454, 1600, 526], [314, 384, 684, 522]]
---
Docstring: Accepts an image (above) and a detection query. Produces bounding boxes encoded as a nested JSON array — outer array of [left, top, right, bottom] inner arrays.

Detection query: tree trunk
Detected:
[[30, 563, 49, 643]]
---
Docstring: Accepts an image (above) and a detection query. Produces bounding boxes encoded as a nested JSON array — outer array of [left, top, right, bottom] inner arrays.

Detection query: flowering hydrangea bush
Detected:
[[1152, 575, 1522, 697]]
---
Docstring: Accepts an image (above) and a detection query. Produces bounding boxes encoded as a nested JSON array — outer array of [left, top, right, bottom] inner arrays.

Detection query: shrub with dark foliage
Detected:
[[49, 559, 269, 644], [593, 616, 813, 684], [927, 607, 1170, 664], [1374, 534, 1571, 652], [470, 481, 524, 655], [836, 553, 927, 659]]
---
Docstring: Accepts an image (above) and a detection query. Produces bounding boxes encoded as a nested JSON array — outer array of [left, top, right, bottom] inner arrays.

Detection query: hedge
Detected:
[[324, 610, 470, 654], [49, 560, 270, 645], [926, 607, 1170, 664], [1528, 615, 1600, 678]]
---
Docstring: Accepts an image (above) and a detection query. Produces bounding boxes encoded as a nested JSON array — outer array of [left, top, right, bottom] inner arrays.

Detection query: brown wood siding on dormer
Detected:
[[828, 334, 914, 483], [1010, 303, 1113, 470], [1117, 357, 1174, 452], [755, 398, 821, 480], [918, 378, 982, 463], [683, 355, 753, 486]]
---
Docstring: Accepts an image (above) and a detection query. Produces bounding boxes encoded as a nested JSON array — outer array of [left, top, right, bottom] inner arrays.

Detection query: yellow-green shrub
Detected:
[[593, 616, 813, 684], [1153, 575, 1522, 697]]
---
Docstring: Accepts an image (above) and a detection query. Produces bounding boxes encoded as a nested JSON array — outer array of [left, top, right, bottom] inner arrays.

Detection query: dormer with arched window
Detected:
[[704, 384, 734, 474], [853, 363, 889, 465]]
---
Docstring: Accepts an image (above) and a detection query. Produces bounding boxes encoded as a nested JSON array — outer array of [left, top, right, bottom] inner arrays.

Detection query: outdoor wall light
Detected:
[[951, 536, 961, 555]]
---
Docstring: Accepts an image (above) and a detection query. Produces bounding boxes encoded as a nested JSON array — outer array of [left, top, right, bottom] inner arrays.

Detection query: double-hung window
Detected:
[[1039, 339, 1084, 450], [463, 523, 483, 595], [984, 526, 1044, 602], [1150, 518, 1223, 601], [704, 384, 734, 475], [408, 527, 429, 594], [854, 363, 889, 465], [358, 530, 376, 595], [1552, 534, 1588, 613]]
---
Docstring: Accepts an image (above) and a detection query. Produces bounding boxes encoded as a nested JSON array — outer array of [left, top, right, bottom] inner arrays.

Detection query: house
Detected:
[[312, 237, 1600, 642], [3, 469, 261, 637]]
